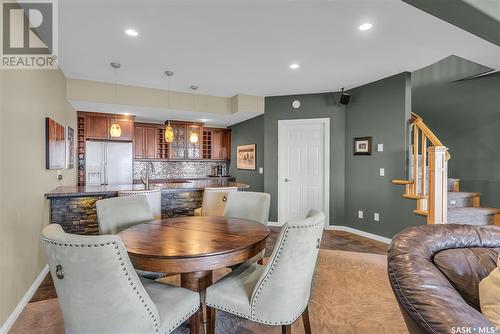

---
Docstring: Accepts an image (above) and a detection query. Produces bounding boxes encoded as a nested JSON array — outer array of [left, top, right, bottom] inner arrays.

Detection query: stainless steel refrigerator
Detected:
[[85, 141, 133, 185]]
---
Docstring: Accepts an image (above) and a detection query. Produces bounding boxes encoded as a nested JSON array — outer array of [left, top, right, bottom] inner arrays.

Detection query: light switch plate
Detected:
[[259, 167, 263, 174], [377, 144, 384, 152], [379, 168, 385, 176], [374, 213, 380, 221], [358, 210, 364, 219]]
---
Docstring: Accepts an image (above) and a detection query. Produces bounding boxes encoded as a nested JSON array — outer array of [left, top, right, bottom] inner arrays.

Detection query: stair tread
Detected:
[[448, 192, 480, 199], [448, 207, 498, 216]]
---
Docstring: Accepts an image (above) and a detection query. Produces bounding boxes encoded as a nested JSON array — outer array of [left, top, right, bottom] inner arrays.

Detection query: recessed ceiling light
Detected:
[[200, 119, 209, 122], [125, 29, 138, 36], [289, 63, 299, 70], [359, 23, 373, 31]]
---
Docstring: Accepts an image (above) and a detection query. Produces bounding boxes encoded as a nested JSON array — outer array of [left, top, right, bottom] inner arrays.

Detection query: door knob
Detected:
[[284, 178, 291, 182]]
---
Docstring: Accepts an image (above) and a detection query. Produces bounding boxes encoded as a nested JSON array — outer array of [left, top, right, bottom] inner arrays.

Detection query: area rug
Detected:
[[10, 250, 407, 334]]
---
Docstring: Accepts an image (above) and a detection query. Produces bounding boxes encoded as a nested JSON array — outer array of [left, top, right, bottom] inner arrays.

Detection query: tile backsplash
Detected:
[[133, 161, 229, 180]]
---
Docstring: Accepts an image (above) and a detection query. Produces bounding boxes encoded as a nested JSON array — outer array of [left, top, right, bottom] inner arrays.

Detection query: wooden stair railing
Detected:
[[392, 112, 450, 224]]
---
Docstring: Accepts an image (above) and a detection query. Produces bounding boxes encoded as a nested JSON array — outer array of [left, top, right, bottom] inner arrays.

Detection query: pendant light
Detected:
[[164, 71, 175, 143], [189, 85, 199, 143], [109, 62, 122, 138]]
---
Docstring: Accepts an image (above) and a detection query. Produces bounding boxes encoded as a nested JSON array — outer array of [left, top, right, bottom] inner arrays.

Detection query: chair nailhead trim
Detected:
[[165, 306, 200, 333], [41, 237, 160, 330], [207, 221, 322, 325]]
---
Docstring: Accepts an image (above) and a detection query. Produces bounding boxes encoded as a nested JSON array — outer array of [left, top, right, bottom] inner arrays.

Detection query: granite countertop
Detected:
[[45, 179, 249, 198]]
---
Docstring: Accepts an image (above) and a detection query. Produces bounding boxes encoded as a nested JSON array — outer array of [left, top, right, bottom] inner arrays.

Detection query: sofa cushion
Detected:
[[479, 258, 500, 330], [433, 247, 500, 310]]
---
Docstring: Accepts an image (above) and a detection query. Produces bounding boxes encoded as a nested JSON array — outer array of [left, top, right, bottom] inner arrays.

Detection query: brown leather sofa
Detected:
[[388, 224, 500, 334]]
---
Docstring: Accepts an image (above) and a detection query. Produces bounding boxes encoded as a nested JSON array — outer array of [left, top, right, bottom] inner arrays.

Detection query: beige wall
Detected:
[[67, 78, 265, 115], [67, 78, 232, 114], [0, 68, 76, 325]]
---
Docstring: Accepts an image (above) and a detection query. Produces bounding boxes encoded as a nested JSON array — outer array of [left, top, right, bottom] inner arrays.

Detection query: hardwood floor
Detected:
[[29, 227, 387, 303]]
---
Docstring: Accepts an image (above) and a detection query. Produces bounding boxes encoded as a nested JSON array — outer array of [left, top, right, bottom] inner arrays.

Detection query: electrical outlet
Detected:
[[379, 168, 385, 176], [57, 170, 63, 181], [358, 210, 364, 219], [374, 213, 380, 221], [377, 144, 384, 152], [259, 167, 264, 174]]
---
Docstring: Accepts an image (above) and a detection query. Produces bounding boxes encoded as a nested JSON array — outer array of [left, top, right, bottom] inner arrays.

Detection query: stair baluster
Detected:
[[393, 112, 449, 223]]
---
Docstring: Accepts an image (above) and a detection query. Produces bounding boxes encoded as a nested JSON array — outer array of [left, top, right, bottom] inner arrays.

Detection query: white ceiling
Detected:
[[58, 0, 500, 98]]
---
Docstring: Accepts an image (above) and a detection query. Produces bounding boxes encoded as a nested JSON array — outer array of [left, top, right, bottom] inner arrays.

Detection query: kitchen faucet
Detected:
[[141, 162, 155, 190]]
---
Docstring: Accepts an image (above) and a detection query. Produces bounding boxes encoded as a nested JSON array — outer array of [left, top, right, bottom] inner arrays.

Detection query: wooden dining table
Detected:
[[118, 216, 270, 333]]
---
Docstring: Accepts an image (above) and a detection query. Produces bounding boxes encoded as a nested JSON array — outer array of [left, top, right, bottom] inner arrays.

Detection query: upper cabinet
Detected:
[[134, 123, 159, 159], [186, 125, 202, 160], [169, 123, 187, 160], [202, 128, 231, 160], [82, 112, 135, 141], [110, 118, 134, 141], [79, 113, 230, 161]]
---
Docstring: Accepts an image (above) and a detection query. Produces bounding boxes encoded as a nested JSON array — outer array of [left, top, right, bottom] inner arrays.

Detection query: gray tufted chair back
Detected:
[[41, 224, 160, 334], [96, 195, 154, 235], [250, 209, 325, 324], [200, 187, 238, 216], [223, 191, 271, 225]]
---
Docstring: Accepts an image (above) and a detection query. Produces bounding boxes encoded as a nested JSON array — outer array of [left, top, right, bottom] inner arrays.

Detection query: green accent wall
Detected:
[[263, 93, 346, 226], [231, 72, 426, 236], [414, 72, 500, 209], [345, 72, 425, 237], [229, 115, 265, 192]]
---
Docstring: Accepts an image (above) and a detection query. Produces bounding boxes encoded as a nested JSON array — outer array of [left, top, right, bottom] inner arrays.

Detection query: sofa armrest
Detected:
[[388, 224, 500, 334]]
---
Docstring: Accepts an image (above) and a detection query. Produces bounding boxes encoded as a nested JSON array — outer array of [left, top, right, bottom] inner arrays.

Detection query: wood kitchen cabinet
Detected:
[[110, 118, 134, 141], [85, 115, 109, 140], [83, 112, 134, 141], [169, 123, 187, 159], [186, 125, 201, 159], [134, 123, 159, 159], [203, 128, 231, 160]]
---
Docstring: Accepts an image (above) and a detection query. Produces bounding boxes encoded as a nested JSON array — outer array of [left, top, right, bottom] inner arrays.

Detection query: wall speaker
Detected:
[[339, 88, 350, 105]]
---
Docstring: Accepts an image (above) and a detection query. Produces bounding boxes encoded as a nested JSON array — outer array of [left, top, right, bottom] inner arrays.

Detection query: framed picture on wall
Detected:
[[66, 126, 75, 169], [45, 117, 66, 169], [237, 144, 256, 170], [353, 136, 372, 155]]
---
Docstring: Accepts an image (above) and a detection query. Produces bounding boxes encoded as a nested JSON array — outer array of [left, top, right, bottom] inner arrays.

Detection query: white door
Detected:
[[278, 118, 329, 224]]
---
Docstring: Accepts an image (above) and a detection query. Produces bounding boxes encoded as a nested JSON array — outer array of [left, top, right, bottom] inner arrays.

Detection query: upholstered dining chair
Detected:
[[118, 188, 162, 220], [96, 195, 154, 235], [41, 224, 201, 334], [96, 195, 163, 280], [193, 187, 238, 216], [223, 191, 271, 264], [223, 191, 271, 225], [205, 209, 325, 334]]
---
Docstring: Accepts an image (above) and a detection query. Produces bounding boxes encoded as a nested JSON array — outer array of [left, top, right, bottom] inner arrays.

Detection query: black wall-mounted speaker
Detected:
[[339, 92, 350, 105]]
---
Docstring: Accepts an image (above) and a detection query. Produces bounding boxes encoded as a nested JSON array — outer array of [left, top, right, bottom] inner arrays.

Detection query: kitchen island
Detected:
[[45, 179, 249, 235]]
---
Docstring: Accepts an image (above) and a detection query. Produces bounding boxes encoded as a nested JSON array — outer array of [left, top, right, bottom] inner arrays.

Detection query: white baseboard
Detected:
[[268, 222, 391, 244], [0, 265, 49, 334], [326, 225, 392, 244]]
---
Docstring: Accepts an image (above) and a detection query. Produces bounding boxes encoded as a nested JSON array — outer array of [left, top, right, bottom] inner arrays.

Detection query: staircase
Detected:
[[393, 113, 500, 226], [447, 178, 499, 225]]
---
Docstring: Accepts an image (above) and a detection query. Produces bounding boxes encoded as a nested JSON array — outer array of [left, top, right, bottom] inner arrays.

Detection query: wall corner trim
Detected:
[[326, 225, 392, 244], [0, 265, 49, 334]]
